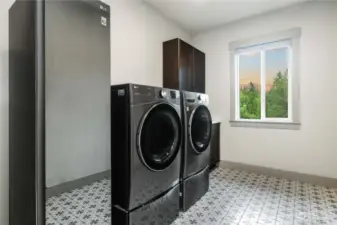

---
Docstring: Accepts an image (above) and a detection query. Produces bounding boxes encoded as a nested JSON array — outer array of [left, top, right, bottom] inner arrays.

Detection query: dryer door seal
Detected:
[[138, 103, 181, 171], [189, 105, 212, 154]]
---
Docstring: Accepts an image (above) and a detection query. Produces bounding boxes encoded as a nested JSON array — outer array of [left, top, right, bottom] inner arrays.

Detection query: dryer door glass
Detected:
[[139, 103, 181, 171], [190, 105, 212, 153]]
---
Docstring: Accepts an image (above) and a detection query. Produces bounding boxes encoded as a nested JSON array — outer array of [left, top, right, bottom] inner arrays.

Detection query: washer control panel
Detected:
[[130, 84, 181, 105], [170, 90, 180, 99], [156, 89, 181, 105], [159, 89, 180, 100]]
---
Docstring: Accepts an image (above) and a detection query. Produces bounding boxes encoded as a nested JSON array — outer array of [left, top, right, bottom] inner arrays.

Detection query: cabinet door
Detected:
[[210, 123, 220, 169], [193, 48, 206, 93], [179, 40, 194, 92], [163, 39, 179, 90]]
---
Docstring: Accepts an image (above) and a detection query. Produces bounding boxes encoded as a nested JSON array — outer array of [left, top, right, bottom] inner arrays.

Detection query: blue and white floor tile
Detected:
[[46, 168, 337, 225]]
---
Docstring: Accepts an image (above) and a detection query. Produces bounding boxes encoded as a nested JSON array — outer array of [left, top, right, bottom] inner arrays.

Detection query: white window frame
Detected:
[[235, 41, 292, 122], [229, 28, 301, 130]]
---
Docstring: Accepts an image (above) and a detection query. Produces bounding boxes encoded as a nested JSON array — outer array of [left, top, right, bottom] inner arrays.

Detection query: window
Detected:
[[236, 41, 291, 121], [229, 28, 301, 129]]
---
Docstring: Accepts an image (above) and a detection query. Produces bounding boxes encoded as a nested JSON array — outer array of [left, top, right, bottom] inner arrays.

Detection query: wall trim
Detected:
[[228, 27, 301, 50], [218, 161, 337, 188], [229, 120, 301, 130], [46, 170, 110, 198]]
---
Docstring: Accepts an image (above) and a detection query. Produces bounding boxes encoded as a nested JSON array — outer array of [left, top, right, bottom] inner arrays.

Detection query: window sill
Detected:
[[229, 120, 301, 130]]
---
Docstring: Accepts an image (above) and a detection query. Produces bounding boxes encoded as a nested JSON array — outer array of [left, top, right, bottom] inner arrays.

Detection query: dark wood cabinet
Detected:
[[163, 38, 206, 93], [193, 48, 206, 94], [179, 40, 194, 92], [210, 122, 221, 169]]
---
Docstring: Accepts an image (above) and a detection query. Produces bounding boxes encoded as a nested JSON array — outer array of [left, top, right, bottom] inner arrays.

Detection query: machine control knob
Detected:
[[160, 90, 167, 98], [198, 95, 206, 101]]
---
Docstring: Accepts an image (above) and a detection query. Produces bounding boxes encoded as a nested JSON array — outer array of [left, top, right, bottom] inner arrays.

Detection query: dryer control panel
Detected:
[[184, 92, 209, 106]]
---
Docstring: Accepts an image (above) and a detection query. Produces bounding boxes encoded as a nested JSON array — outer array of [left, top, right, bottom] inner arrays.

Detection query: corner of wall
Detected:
[[143, 1, 193, 42]]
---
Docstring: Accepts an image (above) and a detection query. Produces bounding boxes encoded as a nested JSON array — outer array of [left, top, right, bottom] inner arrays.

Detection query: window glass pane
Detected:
[[239, 52, 261, 119], [265, 48, 289, 118]]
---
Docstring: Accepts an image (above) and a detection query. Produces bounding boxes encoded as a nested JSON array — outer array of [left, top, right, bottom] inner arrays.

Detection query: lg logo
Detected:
[[100, 5, 107, 12], [100, 5, 108, 27], [101, 16, 107, 27]]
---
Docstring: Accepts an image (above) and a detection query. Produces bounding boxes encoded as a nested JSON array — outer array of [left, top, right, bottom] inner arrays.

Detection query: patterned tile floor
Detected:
[[46, 179, 111, 225], [46, 168, 337, 225], [174, 168, 337, 225]]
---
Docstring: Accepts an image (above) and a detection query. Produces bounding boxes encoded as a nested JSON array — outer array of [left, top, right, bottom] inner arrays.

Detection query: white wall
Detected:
[[193, 1, 337, 179], [0, 0, 191, 224], [109, 0, 191, 86]]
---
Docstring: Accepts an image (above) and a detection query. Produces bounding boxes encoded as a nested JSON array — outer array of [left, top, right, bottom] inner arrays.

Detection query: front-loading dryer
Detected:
[[180, 91, 212, 211], [111, 84, 182, 225]]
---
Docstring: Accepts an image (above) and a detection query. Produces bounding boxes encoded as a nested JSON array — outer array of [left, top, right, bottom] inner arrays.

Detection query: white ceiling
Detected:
[[144, 0, 310, 32]]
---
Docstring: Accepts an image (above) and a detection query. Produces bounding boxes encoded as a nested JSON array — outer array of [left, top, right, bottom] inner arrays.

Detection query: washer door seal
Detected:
[[138, 103, 181, 171], [189, 105, 212, 154]]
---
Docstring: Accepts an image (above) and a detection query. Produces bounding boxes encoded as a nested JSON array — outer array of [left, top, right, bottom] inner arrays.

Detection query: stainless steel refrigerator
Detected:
[[9, 1, 111, 224]]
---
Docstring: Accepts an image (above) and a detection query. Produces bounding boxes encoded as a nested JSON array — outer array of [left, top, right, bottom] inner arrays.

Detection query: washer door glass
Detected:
[[139, 103, 181, 171], [190, 105, 212, 153]]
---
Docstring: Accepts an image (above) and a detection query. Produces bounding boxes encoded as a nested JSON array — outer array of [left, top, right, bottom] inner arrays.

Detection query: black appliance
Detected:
[[111, 84, 182, 225], [180, 91, 212, 211], [9, 1, 111, 225]]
